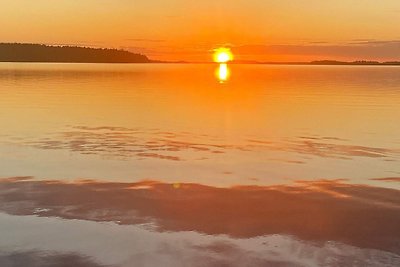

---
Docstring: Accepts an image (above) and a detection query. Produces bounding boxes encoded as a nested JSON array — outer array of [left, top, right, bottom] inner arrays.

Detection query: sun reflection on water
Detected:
[[216, 63, 230, 83]]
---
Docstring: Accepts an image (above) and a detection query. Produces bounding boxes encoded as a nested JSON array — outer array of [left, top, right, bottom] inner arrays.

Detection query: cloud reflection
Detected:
[[0, 176, 399, 255], [0, 251, 105, 267], [2, 213, 398, 267], [16, 126, 400, 162]]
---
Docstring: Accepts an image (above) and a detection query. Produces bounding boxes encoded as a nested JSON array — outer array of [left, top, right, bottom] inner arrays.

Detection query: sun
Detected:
[[213, 47, 233, 63]]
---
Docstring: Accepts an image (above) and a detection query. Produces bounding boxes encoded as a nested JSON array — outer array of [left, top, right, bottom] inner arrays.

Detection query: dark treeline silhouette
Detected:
[[233, 59, 400, 65], [0, 43, 151, 63], [309, 60, 400, 65]]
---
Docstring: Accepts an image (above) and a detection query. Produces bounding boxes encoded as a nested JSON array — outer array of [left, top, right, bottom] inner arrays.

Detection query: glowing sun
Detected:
[[213, 47, 233, 63]]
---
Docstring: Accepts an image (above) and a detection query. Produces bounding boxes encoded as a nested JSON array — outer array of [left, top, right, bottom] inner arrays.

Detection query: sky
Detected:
[[1, 0, 400, 62]]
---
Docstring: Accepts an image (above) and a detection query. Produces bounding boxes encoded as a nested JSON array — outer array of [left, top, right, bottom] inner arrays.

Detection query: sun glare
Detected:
[[216, 63, 230, 83], [213, 48, 233, 63]]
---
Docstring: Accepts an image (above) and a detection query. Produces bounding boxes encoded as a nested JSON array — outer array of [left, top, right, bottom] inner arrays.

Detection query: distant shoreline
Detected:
[[1, 61, 400, 66], [231, 60, 400, 66], [1, 43, 399, 65]]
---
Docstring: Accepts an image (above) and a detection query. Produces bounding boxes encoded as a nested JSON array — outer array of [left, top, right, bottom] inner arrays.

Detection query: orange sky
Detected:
[[1, 0, 400, 62]]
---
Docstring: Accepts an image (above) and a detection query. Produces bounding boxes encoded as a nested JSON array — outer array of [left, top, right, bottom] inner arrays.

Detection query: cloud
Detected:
[[371, 177, 400, 183], [43, 41, 105, 48], [125, 38, 166, 43]]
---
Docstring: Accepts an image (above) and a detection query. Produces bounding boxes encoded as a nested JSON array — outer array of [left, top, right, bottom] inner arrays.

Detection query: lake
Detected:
[[0, 63, 399, 266]]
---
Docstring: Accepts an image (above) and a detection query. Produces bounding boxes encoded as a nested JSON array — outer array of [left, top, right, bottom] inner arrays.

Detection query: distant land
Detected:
[[232, 59, 400, 66], [0, 43, 399, 65], [0, 43, 151, 63]]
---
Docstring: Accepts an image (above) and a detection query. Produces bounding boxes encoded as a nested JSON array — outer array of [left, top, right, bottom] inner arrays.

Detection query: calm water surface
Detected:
[[0, 63, 399, 266]]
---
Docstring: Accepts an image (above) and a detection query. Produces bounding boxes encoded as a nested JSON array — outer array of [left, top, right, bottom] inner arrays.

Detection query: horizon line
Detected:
[[1, 42, 400, 65]]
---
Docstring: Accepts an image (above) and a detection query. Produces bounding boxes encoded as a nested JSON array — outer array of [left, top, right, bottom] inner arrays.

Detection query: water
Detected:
[[0, 63, 399, 266]]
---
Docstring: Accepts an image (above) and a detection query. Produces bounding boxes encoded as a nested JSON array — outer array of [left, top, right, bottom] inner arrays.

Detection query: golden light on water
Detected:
[[216, 63, 230, 83], [213, 48, 233, 83], [213, 48, 233, 63]]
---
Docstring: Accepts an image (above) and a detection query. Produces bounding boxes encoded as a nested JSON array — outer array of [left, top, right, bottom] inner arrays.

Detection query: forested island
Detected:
[[308, 60, 400, 65], [0, 43, 151, 63]]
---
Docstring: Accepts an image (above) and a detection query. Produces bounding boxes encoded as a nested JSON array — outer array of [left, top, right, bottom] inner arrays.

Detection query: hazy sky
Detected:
[[1, 0, 399, 61]]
